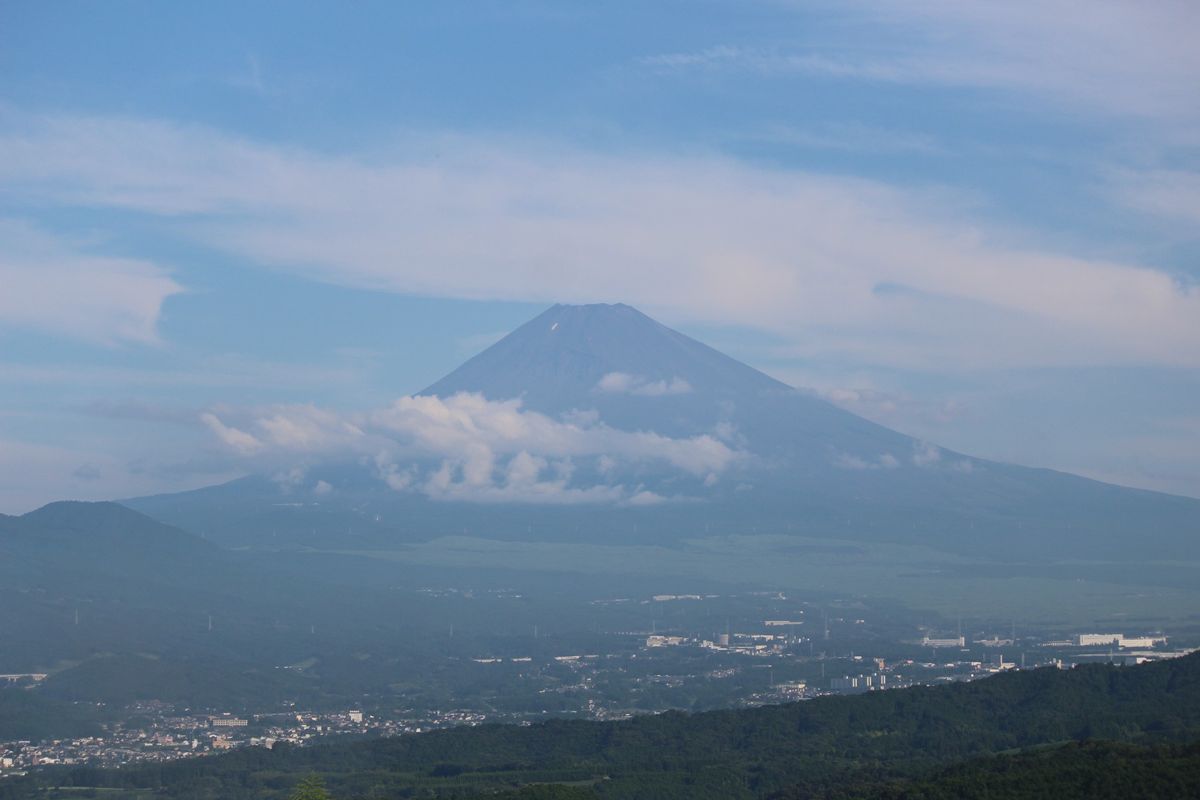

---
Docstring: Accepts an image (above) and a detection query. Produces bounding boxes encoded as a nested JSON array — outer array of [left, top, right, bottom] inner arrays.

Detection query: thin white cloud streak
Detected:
[[851, 0, 1200, 124], [2, 113, 1199, 369], [833, 451, 899, 471], [0, 356, 364, 390], [0, 219, 182, 345], [596, 372, 693, 396], [0, 437, 239, 514], [643, 3, 1200, 251], [1110, 169, 1200, 227], [648, 2, 1200, 125], [741, 123, 946, 157], [201, 392, 740, 505]]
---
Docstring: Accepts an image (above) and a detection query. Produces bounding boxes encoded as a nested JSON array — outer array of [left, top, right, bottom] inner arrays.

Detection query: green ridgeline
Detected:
[[810, 740, 1200, 800], [6, 651, 1199, 800]]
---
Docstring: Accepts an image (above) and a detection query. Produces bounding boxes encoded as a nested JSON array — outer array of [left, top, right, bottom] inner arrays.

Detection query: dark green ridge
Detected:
[[7, 652, 1198, 800]]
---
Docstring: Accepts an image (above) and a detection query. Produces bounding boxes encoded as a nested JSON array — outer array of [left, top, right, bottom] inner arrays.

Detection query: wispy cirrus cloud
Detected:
[[1110, 168, 1200, 227], [737, 123, 946, 157], [849, 0, 1200, 125], [643, 2, 1200, 126], [2, 111, 1197, 372], [0, 355, 365, 390], [641, 3, 1200, 239]]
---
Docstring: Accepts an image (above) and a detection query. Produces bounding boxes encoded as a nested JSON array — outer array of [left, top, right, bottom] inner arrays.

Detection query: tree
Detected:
[[290, 773, 331, 800]]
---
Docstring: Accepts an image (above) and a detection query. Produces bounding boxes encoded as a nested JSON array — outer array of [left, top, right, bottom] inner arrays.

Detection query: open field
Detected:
[[335, 534, 1200, 626]]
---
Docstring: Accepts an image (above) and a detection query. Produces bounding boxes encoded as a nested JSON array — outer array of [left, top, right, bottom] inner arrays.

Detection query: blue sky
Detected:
[[1, 1, 1198, 511]]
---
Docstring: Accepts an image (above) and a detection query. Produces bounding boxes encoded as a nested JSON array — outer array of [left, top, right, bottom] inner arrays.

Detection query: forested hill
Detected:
[[8, 652, 1200, 800], [815, 740, 1200, 800]]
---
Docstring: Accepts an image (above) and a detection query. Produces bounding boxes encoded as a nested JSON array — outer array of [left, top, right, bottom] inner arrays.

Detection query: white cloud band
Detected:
[[200, 392, 741, 505], [2, 112, 1197, 370]]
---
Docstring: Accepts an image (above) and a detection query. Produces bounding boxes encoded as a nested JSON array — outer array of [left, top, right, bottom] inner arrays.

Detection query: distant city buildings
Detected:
[[209, 716, 248, 728], [921, 635, 966, 648], [2, 589, 1196, 782], [0, 706, 489, 777], [830, 674, 887, 694], [646, 635, 687, 647], [1074, 633, 1167, 649], [0, 674, 47, 686]]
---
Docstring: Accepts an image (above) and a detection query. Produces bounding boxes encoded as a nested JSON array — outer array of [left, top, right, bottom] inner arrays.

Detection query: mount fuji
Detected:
[[126, 303, 1199, 564]]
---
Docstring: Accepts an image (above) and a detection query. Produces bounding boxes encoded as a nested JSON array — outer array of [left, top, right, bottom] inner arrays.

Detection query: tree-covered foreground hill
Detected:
[[818, 739, 1200, 800], [6, 652, 1200, 800]]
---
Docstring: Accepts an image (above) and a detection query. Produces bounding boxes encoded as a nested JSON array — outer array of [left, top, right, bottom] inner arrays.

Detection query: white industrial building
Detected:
[[921, 635, 965, 648], [1075, 633, 1167, 648]]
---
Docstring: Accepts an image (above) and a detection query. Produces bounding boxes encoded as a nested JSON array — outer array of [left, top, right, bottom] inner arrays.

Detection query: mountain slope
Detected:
[[425, 303, 793, 408], [0, 500, 220, 580], [423, 303, 895, 448], [125, 303, 1200, 563], [423, 304, 1200, 560]]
